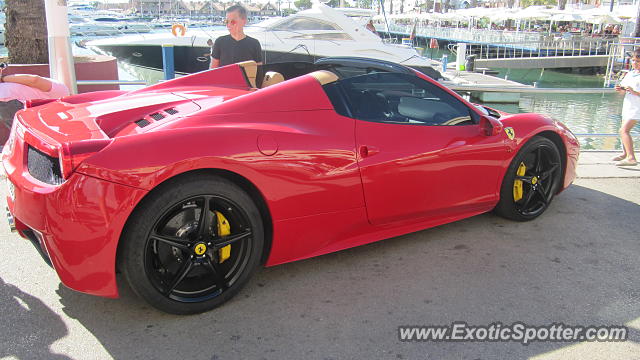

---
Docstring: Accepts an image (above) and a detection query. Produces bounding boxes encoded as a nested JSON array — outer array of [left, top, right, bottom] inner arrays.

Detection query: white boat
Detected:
[[86, 4, 441, 78], [68, 8, 153, 37], [70, 22, 121, 36]]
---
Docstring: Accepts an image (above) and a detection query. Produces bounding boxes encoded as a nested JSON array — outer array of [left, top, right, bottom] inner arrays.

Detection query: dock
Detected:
[[441, 69, 532, 103], [474, 55, 609, 69]]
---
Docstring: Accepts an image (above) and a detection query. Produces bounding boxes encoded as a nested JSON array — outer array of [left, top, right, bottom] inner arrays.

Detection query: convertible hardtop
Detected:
[[255, 57, 419, 87]]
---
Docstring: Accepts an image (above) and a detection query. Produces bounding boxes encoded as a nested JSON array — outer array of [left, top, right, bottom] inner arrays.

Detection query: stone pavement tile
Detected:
[[577, 164, 640, 178]]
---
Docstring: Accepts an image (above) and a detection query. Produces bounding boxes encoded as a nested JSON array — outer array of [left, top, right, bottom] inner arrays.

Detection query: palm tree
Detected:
[[4, 0, 48, 64], [558, 0, 567, 11], [635, 4, 640, 38]]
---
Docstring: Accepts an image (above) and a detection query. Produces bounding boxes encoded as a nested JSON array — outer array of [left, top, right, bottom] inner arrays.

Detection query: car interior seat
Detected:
[[351, 90, 390, 121], [262, 71, 285, 88]]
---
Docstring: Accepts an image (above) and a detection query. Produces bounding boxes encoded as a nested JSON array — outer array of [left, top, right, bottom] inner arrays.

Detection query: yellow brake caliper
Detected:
[[513, 162, 527, 202], [215, 211, 231, 263]]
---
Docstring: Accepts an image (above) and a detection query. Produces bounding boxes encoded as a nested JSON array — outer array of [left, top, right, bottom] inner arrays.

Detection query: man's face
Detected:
[[225, 11, 245, 32], [632, 56, 640, 70]]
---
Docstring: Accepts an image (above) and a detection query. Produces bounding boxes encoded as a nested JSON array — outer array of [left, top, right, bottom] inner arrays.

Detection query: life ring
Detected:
[[171, 24, 186, 37], [429, 38, 439, 49]]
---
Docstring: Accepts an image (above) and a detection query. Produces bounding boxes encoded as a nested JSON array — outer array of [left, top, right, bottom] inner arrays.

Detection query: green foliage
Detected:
[[294, 0, 312, 10], [519, 0, 555, 6], [282, 8, 297, 15], [357, 0, 374, 8]]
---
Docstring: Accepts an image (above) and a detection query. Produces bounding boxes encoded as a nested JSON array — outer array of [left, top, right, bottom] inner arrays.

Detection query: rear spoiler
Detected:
[[129, 63, 253, 94]]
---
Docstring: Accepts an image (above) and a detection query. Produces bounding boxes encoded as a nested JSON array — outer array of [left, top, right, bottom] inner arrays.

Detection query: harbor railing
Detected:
[[447, 84, 617, 94], [603, 37, 640, 87], [452, 38, 614, 60], [388, 23, 543, 43], [77, 80, 148, 86], [388, 23, 617, 58]]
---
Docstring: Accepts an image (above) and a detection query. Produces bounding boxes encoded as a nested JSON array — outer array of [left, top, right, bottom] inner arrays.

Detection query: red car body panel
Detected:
[[3, 61, 580, 298], [4, 125, 147, 297]]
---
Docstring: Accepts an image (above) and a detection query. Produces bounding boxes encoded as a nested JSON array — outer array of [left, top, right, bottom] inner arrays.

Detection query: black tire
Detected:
[[119, 174, 264, 315], [494, 136, 562, 221]]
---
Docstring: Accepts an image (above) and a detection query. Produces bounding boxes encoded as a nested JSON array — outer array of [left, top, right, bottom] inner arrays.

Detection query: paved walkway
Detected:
[[0, 151, 638, 360], [578, 151, 640, 178]]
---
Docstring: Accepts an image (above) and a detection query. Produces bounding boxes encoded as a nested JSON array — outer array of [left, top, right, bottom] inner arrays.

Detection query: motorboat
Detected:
[[70, 23, 121, 37], [86, 4, 441, 78], [68, 9, 152, 37]]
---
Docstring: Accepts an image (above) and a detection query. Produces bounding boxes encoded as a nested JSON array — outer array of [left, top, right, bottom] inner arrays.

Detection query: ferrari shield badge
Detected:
[[504, 127, 515, 140], [194, 243, 207, 256]]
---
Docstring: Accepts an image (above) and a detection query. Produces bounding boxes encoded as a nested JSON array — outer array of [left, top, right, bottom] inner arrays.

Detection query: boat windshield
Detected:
[[270, 17, 342, 32]]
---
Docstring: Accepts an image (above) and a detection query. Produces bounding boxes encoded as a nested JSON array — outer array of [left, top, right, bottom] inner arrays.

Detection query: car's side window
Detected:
[[338, 72, 475, 126]]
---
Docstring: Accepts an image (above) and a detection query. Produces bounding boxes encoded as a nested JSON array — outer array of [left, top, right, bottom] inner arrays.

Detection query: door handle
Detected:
[[359, 145, 379, 158]]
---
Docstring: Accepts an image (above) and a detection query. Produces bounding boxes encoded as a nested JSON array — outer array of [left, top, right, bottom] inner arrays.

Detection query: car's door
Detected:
[[339, 72, 510, 225]]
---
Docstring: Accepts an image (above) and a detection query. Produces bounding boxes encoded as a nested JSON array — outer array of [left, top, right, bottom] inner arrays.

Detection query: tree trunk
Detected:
[[635, 2, 640, 38], [558, 0, 567, 11], [5, 0, 48, 64]]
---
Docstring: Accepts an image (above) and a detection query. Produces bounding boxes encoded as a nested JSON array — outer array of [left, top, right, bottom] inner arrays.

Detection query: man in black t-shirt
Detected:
[[210, 5, 263, 68]]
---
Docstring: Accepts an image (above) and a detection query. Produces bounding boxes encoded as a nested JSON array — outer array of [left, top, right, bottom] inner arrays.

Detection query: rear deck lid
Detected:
[[19, 92, 200, 143]]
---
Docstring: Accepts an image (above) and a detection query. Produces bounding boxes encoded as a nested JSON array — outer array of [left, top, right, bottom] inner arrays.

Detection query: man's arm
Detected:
[[254, 38, 263, 66], [210, 37, 222, 69]]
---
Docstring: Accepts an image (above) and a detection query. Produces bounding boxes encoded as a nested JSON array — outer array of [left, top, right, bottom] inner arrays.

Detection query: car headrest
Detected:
[[262, 71, 284, 88], [309, 70, 338, 85], [237, 60, 258, 88]]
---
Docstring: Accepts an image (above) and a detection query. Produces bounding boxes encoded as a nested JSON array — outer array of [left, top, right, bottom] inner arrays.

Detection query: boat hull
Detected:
[[91, 43, 442, 79]]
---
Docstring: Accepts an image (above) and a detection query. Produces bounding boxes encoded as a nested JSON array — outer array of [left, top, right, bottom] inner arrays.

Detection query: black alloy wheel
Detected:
[[495, 136, 562, 221], [120, 174, 264, 314]]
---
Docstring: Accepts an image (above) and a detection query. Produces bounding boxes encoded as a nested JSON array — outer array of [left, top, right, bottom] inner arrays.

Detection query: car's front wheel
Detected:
[[119, 174, 264, 314], [494, 136, 562, 221]]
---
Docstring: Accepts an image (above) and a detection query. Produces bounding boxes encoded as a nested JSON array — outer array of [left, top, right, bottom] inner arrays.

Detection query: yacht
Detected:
[[69, 9, 152, 36], [86, 4, 440, 78]]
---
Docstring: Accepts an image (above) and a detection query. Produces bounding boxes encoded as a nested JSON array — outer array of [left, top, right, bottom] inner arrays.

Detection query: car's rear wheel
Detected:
[[494, 136, 562, 221], [120, 174, 264, 314]]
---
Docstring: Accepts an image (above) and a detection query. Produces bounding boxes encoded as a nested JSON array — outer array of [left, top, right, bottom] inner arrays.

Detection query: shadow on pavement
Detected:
[[55, 184, 640, 359], [0, 276, 71, 359]]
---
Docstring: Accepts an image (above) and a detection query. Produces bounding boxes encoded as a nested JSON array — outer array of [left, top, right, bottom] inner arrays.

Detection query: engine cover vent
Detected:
[[164, 108, 179, 115], [135, 119, 150, 128], [149, 112, 165, 121]]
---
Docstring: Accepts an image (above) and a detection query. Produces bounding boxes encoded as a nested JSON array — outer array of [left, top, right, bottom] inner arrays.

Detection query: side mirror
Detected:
[[479, 115, 503, 137]]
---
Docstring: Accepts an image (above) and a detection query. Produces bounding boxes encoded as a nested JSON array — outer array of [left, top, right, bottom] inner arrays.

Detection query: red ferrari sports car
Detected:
[[3, 57, 579, 314]]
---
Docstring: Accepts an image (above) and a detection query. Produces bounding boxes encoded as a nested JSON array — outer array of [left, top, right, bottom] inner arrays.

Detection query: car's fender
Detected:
[[499, 113, 579, 191]]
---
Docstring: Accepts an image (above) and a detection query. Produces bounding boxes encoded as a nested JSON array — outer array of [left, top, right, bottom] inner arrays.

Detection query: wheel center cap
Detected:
[[532, 176, 538, 185], [194, 242, 207, 256]]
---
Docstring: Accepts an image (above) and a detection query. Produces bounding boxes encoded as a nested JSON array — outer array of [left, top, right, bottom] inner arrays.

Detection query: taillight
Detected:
[[59, 139, 112, 179]]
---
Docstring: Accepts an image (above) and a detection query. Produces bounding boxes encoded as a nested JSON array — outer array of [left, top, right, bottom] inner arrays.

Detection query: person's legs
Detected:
[[611, 152, 626, 161], [616, 118, 638, 165]]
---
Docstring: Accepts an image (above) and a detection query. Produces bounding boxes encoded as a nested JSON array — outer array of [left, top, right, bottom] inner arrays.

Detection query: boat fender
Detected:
[[171, 24, 186, 37]]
